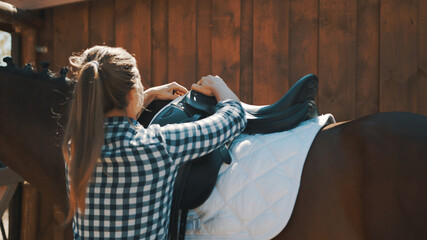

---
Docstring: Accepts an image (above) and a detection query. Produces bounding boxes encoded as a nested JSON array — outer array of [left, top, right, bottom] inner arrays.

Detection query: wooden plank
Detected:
[[0, 22, 14, 32], [196, 0, 212, 80], [356, 0, 380, 117], [89, 0, 115, 46], [419, 0, 427, 115], [212, 0, 240, 95], [253, 0, 289, 105], [11, 32, 20, 66], [319, 0, 357, 121], [36, 8, 54, 68], [20, 28, 36, 67], [239, 0, 253, 103], [140, 0, 151, 88], [380, 0, 418, 113], [52, 2, 89, 73], [168, 0, 196, 88], [152, 0, 168, 86], [115, 0, 151, 87], [20, 183, 39, 240], [289, 0, 318, 86]]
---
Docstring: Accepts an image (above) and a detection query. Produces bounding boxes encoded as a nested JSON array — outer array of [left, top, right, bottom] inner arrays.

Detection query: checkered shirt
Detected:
[[67, 99, 247, 239]]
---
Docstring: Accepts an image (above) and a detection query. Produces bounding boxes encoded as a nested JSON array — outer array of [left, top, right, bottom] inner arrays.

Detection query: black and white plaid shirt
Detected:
[[68, 99, 246, 239]]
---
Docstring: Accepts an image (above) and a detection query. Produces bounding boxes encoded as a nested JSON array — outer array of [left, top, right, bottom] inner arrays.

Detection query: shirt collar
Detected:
[[104, 116, 139, 126]]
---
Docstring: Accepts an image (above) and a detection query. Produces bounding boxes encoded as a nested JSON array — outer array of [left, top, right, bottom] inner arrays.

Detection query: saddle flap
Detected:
[[180, 149, 224, 210]]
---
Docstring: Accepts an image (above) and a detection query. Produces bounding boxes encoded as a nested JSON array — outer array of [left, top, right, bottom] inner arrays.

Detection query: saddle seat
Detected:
[[184, 74, 319, 134], [241, 73, 319, 133], [138, 74, 320, 240], [243, 74, 318, 115]]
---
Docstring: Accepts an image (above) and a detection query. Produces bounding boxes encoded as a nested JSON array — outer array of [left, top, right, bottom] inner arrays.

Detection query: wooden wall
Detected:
[[31, 0, 427, 122]]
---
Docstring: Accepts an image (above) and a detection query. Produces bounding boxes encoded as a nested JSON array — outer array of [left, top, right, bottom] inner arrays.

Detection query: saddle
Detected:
[[138, 73, 319, 240]]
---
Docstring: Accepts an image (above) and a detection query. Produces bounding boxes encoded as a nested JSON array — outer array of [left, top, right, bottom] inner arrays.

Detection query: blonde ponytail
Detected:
[[63, 61, 105, 222]]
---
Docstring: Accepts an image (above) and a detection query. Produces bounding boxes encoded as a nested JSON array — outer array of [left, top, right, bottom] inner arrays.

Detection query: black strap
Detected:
[[178, 209, 189, 240], [219, 145, 232, 164], [169, 163, 192, 240]]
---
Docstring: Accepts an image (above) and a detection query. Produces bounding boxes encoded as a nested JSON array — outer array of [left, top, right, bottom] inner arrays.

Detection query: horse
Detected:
[[1, 62, 426, 240]]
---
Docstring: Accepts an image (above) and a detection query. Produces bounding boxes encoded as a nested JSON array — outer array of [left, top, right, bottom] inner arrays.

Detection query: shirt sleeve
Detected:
[[153, 99, 247, 166]]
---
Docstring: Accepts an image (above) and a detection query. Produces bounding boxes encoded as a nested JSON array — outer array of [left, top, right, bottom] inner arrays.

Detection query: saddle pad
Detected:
[[185, 114, 335, 240]]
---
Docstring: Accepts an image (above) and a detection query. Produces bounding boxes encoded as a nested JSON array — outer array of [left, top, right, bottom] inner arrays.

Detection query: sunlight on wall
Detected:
[[0, 30, 12, 66]]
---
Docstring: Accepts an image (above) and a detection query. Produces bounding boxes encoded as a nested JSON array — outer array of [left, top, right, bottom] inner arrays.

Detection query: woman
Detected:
[[62, 45, 247, 239]]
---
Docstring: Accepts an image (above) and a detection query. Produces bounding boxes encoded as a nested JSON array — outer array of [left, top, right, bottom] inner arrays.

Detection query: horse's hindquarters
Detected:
[[274, 112, 427, 240]]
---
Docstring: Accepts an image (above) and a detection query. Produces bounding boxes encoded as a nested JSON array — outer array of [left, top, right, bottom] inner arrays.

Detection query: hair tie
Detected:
[[86, 61, 100, 84], [91, 61, 100, 69]]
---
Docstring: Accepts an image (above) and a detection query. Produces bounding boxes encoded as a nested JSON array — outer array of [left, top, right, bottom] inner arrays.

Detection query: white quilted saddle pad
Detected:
[[185, 114, 335, 240]]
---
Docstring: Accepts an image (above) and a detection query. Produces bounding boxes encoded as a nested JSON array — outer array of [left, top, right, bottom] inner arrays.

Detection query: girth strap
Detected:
[[169, 162, 192, 240], [179, 210, 189, 240]]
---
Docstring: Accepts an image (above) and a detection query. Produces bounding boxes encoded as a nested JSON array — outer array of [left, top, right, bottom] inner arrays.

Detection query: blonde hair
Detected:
[[62, 46, 142, 222]]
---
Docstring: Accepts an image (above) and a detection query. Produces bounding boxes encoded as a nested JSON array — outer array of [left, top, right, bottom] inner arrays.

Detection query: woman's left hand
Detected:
[[143, 82, 188, 106]]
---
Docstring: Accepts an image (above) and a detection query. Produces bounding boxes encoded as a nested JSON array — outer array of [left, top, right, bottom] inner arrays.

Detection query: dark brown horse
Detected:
[[1, 64, 426, 240]]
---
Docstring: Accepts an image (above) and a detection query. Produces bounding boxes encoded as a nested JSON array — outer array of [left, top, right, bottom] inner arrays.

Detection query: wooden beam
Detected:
[[0, 22, 14, 32], [6, 0, 89, 10], [0, 1, 42, 29]]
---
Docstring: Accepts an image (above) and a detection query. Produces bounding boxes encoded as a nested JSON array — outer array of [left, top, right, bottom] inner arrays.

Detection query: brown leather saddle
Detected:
[[138, 73, 319, 240]]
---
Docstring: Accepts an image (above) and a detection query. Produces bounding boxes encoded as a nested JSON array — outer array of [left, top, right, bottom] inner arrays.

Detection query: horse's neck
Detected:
[[0, 67, 72, 211]]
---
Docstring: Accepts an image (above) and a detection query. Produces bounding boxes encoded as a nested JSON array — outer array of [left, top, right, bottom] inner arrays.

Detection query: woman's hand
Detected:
[[143, 82, 188, 107], [191, 75, 225, 96], [191, 75, 240, 102]]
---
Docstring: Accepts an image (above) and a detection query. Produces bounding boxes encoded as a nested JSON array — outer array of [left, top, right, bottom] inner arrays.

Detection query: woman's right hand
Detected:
[[191, 75, 240, 102]]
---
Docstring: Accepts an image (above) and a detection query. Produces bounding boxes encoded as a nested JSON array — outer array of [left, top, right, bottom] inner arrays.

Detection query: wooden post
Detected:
[[21, 28, 37, 67], [20, 182, 39, 240]]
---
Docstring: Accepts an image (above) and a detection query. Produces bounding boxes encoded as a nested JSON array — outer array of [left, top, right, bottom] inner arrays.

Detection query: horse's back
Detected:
[[275, 112, 427, 240], [354, 112, 427, 239]]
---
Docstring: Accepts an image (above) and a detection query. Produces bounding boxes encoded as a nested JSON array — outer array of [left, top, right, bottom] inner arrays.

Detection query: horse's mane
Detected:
[[0, 59, 74, 101], [0, 59, 74, 126]]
